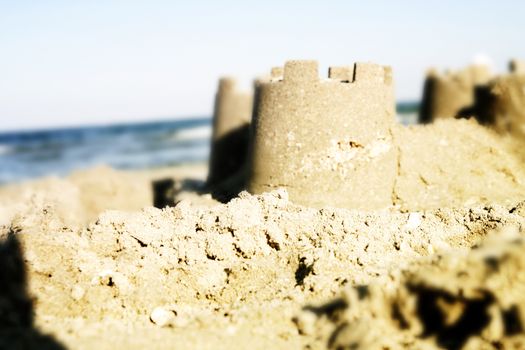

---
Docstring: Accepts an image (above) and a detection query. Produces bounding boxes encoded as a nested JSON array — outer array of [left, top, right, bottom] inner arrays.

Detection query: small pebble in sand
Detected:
[[150, 307, 176, 327], [71, 285, 85, 301], [405, 213, 422, 230], [292, 310, 317, 335]]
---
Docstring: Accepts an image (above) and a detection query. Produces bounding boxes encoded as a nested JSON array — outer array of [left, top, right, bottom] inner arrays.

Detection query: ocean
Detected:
[[0, 117, 212, 184], [0, 103, 418, 185]]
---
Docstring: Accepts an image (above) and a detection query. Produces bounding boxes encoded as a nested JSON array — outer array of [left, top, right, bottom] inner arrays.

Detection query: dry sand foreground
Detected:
[[2, 119, 525, 349]]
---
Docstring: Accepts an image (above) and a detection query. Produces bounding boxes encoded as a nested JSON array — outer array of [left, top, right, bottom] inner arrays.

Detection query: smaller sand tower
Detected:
[[419, 64, 492, 123], [247, 60, 397, 209], [207, 78, 253, 187], [463, 59, 525, 135], [488, 61, 525, 136]]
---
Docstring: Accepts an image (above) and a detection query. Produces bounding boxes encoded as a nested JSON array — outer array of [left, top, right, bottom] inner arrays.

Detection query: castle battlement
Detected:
[[328, 66, 353, 81], [426, 64, 492, 86], [217, 77, 243, 93], [267, 60, 392, 85], [247, 59, 397, 210], [270, 66, 284, 80]]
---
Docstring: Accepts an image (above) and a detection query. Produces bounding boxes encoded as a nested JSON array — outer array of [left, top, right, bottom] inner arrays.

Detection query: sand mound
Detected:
[[3, 188, 525, 349], [394, 119, 525, 210], [308, 234, 525, 349], [1, 118, 525, 349], [0, 164, 209, 230]]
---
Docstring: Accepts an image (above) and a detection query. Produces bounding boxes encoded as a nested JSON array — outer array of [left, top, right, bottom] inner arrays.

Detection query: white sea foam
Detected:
[[176, 125, 212, 141]]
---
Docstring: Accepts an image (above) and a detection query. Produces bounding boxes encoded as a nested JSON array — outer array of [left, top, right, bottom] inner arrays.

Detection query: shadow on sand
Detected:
[[0, 229, 66, 350]]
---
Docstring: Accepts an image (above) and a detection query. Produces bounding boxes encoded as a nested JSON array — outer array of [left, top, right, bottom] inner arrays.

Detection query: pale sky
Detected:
[[1, 0, 524, 131]]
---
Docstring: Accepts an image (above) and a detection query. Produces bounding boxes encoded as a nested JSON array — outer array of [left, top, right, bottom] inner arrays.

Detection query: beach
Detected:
[[2, 119, 525, 349], [3, 2, 525, 349]]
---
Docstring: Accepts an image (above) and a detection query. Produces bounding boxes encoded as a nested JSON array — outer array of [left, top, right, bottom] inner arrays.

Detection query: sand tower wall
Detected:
[[419, 65, 492, 123], [207, 78, 253, 187], [463, 60, 525, 136], [207, 72, 282, 200], [490, 70, 525, 137], [247, 60, 397, 210]]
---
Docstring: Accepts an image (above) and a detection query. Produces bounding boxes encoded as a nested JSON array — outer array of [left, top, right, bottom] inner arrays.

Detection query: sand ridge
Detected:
[[3, 190, 525, 349]]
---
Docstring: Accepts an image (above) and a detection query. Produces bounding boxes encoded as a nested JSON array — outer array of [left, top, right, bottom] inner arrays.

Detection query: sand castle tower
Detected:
[[487, 61, 525, 136], [207, 78, 253, 187], [462, 59, 525, 135], [419, 64, 492, 123], [247, 60, 397, 209]]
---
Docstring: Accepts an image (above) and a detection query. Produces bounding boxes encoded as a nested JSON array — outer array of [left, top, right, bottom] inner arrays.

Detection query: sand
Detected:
[[394, 118, 525, 210], [1, 119, 525, 349]]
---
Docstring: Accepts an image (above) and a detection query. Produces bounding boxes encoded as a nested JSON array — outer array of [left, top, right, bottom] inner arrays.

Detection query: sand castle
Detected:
[[455, 59, 525, 136], [485, 61, 525, 136], [5, 59, 525, 349], [207, 78, 253, 187], [247, 60, 397, 210], [419, 64, 492, 123]]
